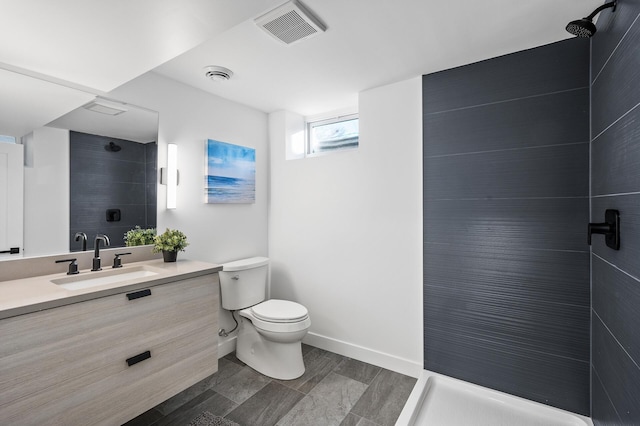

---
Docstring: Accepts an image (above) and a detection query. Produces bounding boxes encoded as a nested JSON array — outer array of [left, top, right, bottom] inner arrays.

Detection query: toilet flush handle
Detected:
[[232, 275, 240, 280]]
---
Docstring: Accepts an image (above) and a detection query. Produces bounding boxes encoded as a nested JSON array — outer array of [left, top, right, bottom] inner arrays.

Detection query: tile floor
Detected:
[[124, 344, 416, 426]]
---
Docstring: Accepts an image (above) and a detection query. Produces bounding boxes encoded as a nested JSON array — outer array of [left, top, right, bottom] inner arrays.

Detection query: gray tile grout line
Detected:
[[593, 310, 640, 371], [425, 196, 590, 201], [423, 282, 591, 310], [345, 367, 385, 426], [424, 324, 590, 364], [423, 87, 589, 116], [591, 10, 640, 84], [424, 140, 590, 159], [591, 366, 624, 423]]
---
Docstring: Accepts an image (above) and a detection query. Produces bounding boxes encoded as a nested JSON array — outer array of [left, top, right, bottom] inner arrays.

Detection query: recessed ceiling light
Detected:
[[203, 66, 233, 82]]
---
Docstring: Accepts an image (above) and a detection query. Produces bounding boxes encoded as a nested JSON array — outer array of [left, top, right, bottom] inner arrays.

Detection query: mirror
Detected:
[[16, 95, 158, 258]]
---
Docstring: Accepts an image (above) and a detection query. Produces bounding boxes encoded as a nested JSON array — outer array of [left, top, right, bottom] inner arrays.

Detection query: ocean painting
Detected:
[[205, 139, 256, 203]]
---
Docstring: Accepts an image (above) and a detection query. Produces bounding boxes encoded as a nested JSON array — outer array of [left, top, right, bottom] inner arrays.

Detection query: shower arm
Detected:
[[585, 1, 617, 20]]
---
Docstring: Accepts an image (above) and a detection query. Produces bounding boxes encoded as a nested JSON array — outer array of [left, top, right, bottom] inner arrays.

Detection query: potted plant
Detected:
[[153, 228, 189, 262], [124, 226, 156, 247]]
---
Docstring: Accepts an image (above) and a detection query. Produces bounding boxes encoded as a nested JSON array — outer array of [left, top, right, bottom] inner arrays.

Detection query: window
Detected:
[[0, 135, 16, 144], [307, 114, 358, 155]]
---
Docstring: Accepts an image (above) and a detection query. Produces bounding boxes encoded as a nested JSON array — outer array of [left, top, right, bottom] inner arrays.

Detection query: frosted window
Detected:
[[308, 115, 358, 155]]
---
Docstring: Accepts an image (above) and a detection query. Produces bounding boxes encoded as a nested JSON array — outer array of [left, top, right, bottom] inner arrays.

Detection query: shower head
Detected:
[[105, 141, 121, 152], [566, 18, 598, 38], [566, 1, 617, 38]]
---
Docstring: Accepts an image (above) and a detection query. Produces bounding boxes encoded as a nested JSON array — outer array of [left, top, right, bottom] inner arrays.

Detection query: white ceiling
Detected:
[[0, 0, 283, 92], [0, 0, 282, 138], [48, 98, 158, 143], [154, 0, 605, 116], [0, 68, 94, 139], [1, 0, 604, 138]]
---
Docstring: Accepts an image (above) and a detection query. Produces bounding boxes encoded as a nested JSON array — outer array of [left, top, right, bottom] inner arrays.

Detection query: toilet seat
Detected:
[[239, 299, 311, 333], [251, 299, 308, 323]]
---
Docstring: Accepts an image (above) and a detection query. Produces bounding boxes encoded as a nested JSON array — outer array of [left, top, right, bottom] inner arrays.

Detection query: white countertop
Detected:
[[0, 259, 222, 320]]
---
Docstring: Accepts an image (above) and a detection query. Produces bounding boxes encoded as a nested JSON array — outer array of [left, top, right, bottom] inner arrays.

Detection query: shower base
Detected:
[[396, 370, 592, 426]]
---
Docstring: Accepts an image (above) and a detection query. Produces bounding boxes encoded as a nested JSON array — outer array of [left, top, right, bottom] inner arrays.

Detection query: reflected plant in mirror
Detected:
[[124, 226, 157, 247]]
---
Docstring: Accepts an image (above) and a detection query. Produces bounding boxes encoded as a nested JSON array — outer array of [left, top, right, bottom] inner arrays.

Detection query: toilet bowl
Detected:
[[219, 257, 311, 380], [236, 299, 311, 379]]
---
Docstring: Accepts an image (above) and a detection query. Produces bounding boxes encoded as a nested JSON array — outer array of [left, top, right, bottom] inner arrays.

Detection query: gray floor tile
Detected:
[[126, 345, 415, 426], [339, 413, 363, 426], [277, 372, 368, 426], [278, 347, 344, 393], [339, 413, 381, 426], [189, 411, 240, 426], [334, 358, 382, 385], [154, 390, 219, 426], [313, 347, 347, 364], [122, 407, 163, 426], [350, 369, 417, 426], [154, 390, 237, 426], [211, 365, 272, 404], [154, 377, 213, 416], [223, 352, 246, 367], [194, 391, 239, 418], [356, 418, 380, 426], [226, 381, 305, 426], [302, 343, 315, 356], [155, 358, 243, 416], [207, 357, 245, 388]]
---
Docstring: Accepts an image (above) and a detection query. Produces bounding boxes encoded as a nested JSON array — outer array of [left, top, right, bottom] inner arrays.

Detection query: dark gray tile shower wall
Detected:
[[590, 2, 640, 425], [422, 38, 591, 415], [69, 131, 157, 250]]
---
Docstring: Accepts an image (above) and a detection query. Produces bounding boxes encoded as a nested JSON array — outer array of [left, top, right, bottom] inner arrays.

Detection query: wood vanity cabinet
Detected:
[[0, 273, 219, 425]]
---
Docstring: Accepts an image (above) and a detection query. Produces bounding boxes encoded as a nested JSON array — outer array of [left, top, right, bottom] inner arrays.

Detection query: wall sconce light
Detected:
[[160, 144, 179, 209]]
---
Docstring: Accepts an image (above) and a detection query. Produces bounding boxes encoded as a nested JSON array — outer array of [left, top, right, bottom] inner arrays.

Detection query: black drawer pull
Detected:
[[126, 289, 151, 300], [126, 350, 151, 367]]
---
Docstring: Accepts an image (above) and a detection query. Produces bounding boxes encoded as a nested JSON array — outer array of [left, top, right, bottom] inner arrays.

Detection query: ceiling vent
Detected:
[[83, 98, 128, 116], [203, 66, 233, 82], [255, 0, 326, 45]]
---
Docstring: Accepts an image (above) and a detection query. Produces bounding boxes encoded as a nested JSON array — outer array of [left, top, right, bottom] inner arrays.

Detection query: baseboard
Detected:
[[303, 332, 422, 378], [218, 332, 422, 378], [218, 335, 237, 359]]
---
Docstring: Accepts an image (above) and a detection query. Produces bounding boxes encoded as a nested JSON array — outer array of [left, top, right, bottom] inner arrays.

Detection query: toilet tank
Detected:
[[219, 257, 269, 310]]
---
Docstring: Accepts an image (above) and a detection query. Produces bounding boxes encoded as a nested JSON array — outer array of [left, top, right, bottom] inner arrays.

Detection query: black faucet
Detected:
[[91, 234, 110, 271], [74, 232, 87, 251], [112, 252, 132, 268], [55, 258, 79, 275]]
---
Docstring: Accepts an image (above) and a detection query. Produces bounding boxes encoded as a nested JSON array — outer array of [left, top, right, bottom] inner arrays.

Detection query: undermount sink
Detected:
[[51, 265, 161, 290]]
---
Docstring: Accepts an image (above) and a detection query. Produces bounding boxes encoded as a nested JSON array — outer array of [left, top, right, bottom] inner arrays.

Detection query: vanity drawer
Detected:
[[0, 273, 219, 425]]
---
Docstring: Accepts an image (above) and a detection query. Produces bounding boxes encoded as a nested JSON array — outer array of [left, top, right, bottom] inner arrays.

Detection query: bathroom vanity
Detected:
[[0, 258, 221, 425]]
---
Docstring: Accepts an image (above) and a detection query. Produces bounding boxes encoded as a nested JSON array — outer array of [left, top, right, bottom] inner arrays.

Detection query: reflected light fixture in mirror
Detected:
[[166, 144, 178, 209]]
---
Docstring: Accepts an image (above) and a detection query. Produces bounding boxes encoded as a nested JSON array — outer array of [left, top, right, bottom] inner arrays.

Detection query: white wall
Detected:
[[269, 77, 423, 376], [109, 72, 269, 350], [23, 127, 69, 256]]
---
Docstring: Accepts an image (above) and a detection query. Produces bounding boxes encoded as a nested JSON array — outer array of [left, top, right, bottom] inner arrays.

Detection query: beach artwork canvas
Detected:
[[205, 139, 256, 203]]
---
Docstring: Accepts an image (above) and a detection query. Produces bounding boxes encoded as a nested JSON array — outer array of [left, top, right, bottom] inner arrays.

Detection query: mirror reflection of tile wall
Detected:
[[69, 131, 157, 251]]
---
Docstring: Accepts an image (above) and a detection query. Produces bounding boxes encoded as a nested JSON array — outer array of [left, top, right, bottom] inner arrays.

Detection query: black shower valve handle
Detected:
[[587, 222, 612, 245], [588, 209, 620, 250]]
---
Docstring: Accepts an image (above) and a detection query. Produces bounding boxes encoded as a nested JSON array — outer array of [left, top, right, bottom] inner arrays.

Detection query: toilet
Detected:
[[219, 257, 311, 380]]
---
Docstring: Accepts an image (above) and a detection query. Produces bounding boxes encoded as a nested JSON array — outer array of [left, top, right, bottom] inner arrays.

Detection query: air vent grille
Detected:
[[83, 99, 128, 116], [255, 1, 326, 45]]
